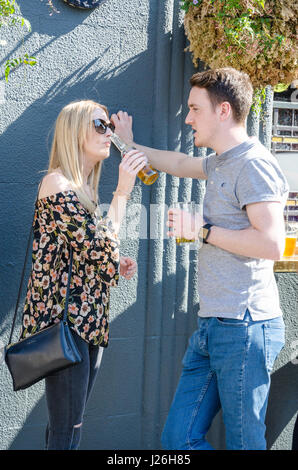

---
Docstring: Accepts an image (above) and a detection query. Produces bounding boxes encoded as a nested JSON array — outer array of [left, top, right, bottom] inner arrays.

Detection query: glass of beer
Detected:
[[283, 203, 298, 257], [171, 202, 201, 248], [283, 223, 297, 257]]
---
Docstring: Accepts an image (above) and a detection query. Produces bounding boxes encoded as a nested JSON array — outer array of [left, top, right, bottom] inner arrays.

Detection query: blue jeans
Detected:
[[45, 330, 103, 450], [161, 310, 285, 450]]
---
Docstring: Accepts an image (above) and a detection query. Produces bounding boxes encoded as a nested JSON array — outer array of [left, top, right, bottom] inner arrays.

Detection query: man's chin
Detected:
[[194, 137, 204, 148]]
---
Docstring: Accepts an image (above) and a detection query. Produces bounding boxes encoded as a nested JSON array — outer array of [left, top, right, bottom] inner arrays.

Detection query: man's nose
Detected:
[[185, 112, 192, 125]]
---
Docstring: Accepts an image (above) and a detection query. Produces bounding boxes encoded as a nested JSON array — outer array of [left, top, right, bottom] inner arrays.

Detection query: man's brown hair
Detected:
[[189, 67, 253, 123]]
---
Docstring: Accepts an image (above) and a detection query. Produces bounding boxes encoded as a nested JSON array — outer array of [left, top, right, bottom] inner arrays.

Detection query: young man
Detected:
[[111, 67, 289, 450]]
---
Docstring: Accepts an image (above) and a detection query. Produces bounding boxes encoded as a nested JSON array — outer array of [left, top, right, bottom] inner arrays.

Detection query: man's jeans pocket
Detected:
[[263, 317, 285, 373]]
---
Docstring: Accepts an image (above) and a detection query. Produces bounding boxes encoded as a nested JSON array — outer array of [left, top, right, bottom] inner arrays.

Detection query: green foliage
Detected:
[[251, 87, 267, 116], [274, 83, 290, 93], [0, 0, 36, 81], [0, 0, 16, 22], [5, 53, 37, 81], [182, 0, 297, 95], [0, 0, 30, 29], [181, 0, 285, 57]]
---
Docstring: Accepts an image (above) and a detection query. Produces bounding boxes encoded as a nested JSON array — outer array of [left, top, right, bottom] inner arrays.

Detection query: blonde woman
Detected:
[[20, 100, 147, 450]]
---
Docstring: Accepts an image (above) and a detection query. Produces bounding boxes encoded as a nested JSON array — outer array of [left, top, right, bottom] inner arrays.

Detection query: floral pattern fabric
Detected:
[[20, 190, 120, 347]]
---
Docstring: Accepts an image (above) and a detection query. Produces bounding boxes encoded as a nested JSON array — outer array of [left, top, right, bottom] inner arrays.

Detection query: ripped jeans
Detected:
[[45, 329, 104, 450]]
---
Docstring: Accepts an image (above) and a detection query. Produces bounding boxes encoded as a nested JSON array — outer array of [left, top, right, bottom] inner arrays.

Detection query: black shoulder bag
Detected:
[[5, 187, 82, 391]]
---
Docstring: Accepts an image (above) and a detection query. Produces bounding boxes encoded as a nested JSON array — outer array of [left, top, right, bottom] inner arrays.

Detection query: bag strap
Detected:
[[8, 183, 73, 344]]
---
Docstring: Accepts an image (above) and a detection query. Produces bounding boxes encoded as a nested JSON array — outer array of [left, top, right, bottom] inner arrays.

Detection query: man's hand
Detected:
[[120, 256, 137, 280], [111, 111, 134, 146]]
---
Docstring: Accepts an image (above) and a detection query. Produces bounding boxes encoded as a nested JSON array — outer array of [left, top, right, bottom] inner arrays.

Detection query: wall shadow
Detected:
[[266, 361, 298, 449], [0, 0, 94, 79]]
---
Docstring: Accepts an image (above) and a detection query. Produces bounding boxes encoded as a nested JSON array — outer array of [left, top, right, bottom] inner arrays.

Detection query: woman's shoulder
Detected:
[[39, 169, 73, 199]]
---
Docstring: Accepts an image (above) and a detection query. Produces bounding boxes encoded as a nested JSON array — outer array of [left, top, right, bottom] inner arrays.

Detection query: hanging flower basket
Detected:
[[181, 0, 298, 90]]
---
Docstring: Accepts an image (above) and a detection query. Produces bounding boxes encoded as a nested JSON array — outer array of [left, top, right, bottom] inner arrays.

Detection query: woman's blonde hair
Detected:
[[48, 99, 109, 213]]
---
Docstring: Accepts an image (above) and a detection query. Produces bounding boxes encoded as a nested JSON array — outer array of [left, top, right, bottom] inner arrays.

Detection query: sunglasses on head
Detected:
[[93, 119, 115, 135]]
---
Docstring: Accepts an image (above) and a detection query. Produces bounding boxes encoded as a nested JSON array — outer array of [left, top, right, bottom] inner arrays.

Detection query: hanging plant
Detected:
[[181, 0, 298, 93]]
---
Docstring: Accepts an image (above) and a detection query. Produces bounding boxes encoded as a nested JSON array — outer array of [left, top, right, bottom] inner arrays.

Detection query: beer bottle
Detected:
[[110, 133, 159, 185]]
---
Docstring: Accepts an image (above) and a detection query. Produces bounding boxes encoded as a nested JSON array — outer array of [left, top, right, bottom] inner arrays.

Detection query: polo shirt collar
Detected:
[[216, 136, 259, 162]]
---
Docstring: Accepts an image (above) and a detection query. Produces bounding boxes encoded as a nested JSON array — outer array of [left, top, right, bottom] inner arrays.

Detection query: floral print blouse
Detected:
[[20, 190, 120, 347]]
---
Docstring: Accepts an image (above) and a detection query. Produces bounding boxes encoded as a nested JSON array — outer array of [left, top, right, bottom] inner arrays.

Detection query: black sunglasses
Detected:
[[93, 119, 115, 134]]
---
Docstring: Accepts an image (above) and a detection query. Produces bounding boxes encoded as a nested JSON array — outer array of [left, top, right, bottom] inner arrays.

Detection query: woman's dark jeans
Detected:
[[45, 329, 103, 450]]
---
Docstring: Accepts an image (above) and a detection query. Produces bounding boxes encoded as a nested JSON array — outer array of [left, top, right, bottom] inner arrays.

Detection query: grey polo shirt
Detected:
[[198, 137, 289, 320]]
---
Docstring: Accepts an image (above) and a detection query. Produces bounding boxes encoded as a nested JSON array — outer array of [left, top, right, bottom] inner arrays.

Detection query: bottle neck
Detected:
[[110, 133, 130, 154]]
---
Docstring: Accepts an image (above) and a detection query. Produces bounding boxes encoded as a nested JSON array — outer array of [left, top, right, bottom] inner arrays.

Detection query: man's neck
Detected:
[[213, 126, 249, 156]]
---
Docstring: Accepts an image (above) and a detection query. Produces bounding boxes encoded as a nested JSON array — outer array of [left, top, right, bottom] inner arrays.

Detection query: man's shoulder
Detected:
[[236, 140, 276, 168]]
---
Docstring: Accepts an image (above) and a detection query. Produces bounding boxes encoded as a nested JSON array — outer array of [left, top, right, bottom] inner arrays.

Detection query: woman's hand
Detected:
[[111, 111, 134, 146], [120, 256, 137, 280], [167, 209, 204, 240], [116, 149, 148, 195]]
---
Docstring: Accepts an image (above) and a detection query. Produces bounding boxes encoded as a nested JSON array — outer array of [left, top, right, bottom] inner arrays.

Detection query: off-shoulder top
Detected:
[[20, 190, 120, 347]]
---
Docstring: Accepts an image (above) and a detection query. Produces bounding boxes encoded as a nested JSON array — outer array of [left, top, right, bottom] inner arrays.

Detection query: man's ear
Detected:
[[219, 101, 232, 121]]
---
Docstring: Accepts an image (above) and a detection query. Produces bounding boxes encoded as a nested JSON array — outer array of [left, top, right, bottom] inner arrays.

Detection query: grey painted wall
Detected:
[[0, 0, 297, 450]]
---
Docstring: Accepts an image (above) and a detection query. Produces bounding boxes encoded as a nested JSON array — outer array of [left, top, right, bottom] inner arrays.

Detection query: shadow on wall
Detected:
[[0, 0, 92, 84], [266, 361, 298, 449]]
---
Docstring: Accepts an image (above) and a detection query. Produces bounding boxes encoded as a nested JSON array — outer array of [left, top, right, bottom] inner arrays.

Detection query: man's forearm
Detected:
[[207, 225, 284, 261], [129, 142, 187, 176], [111, 112, 206, 179], [130, 142, 207, 179]]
